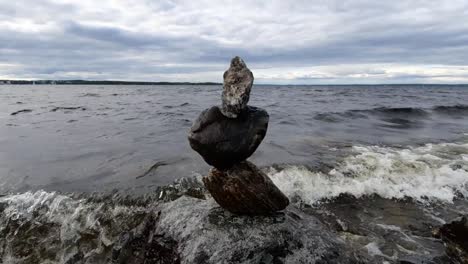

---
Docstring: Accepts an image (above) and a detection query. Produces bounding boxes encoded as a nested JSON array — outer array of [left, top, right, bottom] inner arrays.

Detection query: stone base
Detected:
[[203, 161, 289, 215]]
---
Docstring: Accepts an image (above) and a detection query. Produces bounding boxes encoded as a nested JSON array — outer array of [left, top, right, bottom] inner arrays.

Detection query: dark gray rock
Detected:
[[156, 196, 366, 263], [203, 161, 289, 214], [0, 190, 359, 263], [188, 105, 268, 169], [221, 56, 254, 118], [434, 215, 468, 263]]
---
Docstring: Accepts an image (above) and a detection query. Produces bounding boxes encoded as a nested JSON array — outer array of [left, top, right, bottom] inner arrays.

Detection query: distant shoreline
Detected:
[[0, 80, 221, 85], [1, 80, 467, 86]]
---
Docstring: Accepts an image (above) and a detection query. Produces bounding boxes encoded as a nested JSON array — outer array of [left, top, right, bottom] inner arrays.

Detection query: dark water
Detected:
[[1, 84, 468, 263], [1, 84, 468, 193]]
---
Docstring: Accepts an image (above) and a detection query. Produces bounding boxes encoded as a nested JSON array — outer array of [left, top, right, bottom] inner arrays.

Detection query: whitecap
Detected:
[[269, 142, 468, 204]]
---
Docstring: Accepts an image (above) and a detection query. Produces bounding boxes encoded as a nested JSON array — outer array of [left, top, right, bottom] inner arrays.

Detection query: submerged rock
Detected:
[[221, 56, 254, 118], [3, 188, 462, 263], [203, 161, 289, 214], [0, 191, 366, 263], [112, 214, 181, 264], [188, 106, 269, 169], [156, 196, 364, 264]]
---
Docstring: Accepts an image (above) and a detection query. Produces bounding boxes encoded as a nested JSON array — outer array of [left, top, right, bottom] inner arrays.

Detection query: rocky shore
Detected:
[[2, 185, 468, 263]]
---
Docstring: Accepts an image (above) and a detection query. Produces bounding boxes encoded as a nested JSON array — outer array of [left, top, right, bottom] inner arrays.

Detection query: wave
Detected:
[[371, 107, 430, 117], [269, 141, 468, 204], [2, 142, 467, 210], [1, 141, 468, 262], [314, 104, 468, 123], [0, 185, 353, 263], [0, 190, 158, 263], [0, 177, 208, 263], [433, 104, 468, 115]]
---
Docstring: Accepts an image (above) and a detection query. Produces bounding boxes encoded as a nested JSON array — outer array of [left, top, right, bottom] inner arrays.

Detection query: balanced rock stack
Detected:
[[188, 56, 289, 215]]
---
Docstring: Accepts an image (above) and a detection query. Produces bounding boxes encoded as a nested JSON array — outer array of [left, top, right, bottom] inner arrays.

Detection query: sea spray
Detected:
[[0, 191, 359, 263], [269, 142, 468, 204]]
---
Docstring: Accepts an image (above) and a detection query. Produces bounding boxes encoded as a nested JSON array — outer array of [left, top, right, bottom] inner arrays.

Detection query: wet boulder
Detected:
[[155, 196, 365, 263], [221, 56, 254, 118], [188, 106, 269, 169], [434, 215, 468, 263], [202, 161, 289, 214]]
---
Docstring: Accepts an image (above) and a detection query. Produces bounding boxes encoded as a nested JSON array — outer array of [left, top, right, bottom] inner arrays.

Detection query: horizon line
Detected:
[[1, 79, 468, 86]]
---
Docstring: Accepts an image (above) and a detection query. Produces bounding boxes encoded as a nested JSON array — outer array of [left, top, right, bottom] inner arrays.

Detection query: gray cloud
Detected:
[[1, 0, 468, 83]]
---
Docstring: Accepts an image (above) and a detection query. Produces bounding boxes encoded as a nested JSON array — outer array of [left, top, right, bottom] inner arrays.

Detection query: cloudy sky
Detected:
[[1, 0, 468, 84]]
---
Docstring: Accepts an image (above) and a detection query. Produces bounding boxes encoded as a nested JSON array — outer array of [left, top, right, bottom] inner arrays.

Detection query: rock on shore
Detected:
[[203, 161, 289, 215], [434, 215, 468, 263], [155, 196, 364, 264]]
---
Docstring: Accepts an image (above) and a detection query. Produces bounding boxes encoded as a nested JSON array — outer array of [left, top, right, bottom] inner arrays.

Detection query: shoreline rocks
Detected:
[[188, 56, 289, 215], [155, 196, 363, 263]]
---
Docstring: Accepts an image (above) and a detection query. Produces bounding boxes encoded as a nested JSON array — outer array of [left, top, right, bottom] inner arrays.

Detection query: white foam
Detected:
[[364, 242, 384, 257], [0, 190, 153, 263], [269, 142, 468, 204]]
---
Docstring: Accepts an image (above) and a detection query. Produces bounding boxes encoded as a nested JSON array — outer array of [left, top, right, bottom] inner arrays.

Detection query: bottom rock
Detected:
[[203, 161, 289, 214], [155, 196, 367, 264]]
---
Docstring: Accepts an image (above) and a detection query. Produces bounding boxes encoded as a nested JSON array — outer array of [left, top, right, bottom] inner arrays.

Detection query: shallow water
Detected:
[[1, 84, 468, 263]]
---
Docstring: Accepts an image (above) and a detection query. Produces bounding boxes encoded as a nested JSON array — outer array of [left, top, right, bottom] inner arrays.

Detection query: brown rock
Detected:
[[203, 161, 289, 215]]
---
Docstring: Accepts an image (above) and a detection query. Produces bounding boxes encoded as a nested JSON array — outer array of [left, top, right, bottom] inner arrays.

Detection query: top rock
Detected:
[[221, 56, 254, 118]]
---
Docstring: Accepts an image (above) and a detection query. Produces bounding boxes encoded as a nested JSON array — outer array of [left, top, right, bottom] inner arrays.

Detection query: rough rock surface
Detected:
[[203, 161, 289, 214], [0, 192, 358, 264], [435, 215, 468, 263], [3, 186, 465, 263], [156, 196, 366, 264], [188, 106, 269, 169], [221, 56, 254, 118]]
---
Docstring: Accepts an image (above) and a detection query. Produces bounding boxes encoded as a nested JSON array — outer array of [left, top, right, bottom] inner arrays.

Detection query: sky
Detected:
[[1, 0, 468, 84]]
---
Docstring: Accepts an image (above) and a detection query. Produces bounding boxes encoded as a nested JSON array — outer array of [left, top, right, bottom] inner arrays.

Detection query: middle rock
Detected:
[[188, 105, 269, 169]]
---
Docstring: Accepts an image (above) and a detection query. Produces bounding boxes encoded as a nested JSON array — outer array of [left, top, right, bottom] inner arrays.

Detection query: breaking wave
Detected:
[[1, 142, 468, 262], [314, 104, 468, 123], [269, 141, 468, 204], [0, 177, 207, 263]]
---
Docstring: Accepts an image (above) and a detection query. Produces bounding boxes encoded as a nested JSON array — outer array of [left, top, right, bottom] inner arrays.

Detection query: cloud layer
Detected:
[[1, 0, 468, 83]]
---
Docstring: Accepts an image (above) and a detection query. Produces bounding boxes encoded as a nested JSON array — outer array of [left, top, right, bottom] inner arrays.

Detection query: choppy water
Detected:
[[1, 84, 468, 263]]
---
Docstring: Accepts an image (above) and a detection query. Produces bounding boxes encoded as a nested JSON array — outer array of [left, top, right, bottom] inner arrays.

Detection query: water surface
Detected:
[[1, 84, 467, 194]]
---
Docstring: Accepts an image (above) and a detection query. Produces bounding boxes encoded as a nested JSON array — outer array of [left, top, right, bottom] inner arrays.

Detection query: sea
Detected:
[[1, 84, 468, 263]]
